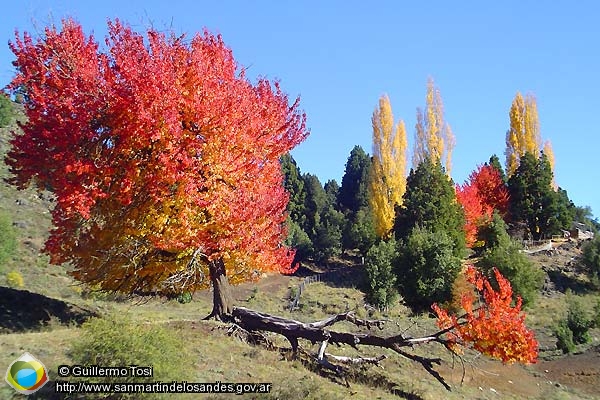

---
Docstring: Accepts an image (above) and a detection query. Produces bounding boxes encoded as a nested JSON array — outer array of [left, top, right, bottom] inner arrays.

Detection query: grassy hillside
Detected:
[[1, 102, 599, 399]]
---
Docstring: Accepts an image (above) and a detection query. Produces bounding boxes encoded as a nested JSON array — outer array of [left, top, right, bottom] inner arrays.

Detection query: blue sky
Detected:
[[2, 1, 599, 219]]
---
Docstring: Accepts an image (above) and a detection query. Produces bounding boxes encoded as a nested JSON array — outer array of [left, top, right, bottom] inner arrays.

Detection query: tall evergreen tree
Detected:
[[302, 173, 327, 239], [339, 145, 371, 215], [344, 207, 376, 256], [313, 203, 345, 262], [507, 152, 567, 239], [280, 154, 312, 264], [394, 157, 466, 257], [324, 179, 340, 209], [487, 154, 507, 183], [280, 154, 306, 224], [301, 174, 344, 262], [339, 146, 376, 255]]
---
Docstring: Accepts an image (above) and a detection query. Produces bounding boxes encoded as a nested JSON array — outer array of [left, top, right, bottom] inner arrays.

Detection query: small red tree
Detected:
[[7, 19, 308, 318], [471, 164, 509, 216], [432, 265, 538, 364], [456, 164, 509, 247]]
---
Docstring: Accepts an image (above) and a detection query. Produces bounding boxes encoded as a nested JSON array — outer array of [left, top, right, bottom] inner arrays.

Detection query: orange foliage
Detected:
[[7, 19, 308, 295], [432, 266, 538, 364]]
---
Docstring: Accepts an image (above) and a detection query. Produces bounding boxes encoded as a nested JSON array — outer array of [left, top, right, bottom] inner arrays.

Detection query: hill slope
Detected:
[[1, 102, 599, 399]]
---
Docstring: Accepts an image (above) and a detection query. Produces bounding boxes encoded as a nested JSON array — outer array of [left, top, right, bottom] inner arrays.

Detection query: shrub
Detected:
[[285, 219, 313, 263], [581, 236, 600, 285], [477, 227, 543, 307], [6, 270, 24, 288], [476, 211, 508, 254], [176, 291, 193, 304], [554, 320, 575, 354], [565, 294, 593, 345], [365, 239, 398, 309], [555, 294, 595, 353], [70, 313, 192, 399], [396, 227, 462, 310], [594, 298, 600, 328]]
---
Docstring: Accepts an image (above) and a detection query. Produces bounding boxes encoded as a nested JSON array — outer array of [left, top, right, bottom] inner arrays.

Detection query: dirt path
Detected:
[[194, 272, 293, 303], [535, 346, 600, 397]]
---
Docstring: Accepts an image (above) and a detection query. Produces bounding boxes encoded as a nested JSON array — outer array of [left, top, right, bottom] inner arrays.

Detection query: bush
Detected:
[[476, 211, 508, 254], [365, 239, 398, 309], [477, 232, 543, 307], [554, 320, 575, 354], [396, 227, 462, 310], [581, 236, 600, 284], [6, 270, 24, 288], [70, 313, 192, 399], [565, 294, 593, 345], [0, 212, 17, 265], [555, 294, 595, 353], [176, 291, 193, 304], [285, 219, 314, 263]]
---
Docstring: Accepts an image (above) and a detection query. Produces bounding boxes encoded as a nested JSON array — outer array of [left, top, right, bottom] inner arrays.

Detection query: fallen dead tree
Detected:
[[226, 267, 539, 391], [231, 306, 452, 389]]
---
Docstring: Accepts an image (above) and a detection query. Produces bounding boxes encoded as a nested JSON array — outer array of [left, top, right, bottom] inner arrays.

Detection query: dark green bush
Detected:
[[70, 313, 193, 399], [365, 239, 398, 309], [477, 219, 543, 307], [555, 294, 595, 353], [554, 320, 575, 354], [396, 227, 462, 310], [285, 219, 314, 262], [565, 295, 593, 345], [581, 236, 600, 285], [176, 291, 193, 304]]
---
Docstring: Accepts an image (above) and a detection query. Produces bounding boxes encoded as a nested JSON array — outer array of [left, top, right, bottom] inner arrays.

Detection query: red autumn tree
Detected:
[[471, 164, 509, 216], [456, 164, 509, 247], [7, 19, 308, 319], [455, 183, 491, 247], [432, 265, 538, 364]]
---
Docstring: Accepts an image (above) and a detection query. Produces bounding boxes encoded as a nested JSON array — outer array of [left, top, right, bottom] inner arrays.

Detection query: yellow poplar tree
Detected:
[[369, 95, 408, 238], [505, 92, 542, 176], [543, 140, 557, 190], [412, 78, 455, 174]]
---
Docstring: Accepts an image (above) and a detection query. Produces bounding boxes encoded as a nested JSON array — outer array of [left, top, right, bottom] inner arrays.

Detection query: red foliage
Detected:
[[432, 266, 538, 364], [455, 183, 492, 247], [456, 164, 509, 247], [7, 19, 308, 294], [471, 164, 509, 216]]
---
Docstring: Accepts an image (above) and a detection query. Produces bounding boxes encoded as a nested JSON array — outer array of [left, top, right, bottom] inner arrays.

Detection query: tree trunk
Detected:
[[204, 258, 234, 320]]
